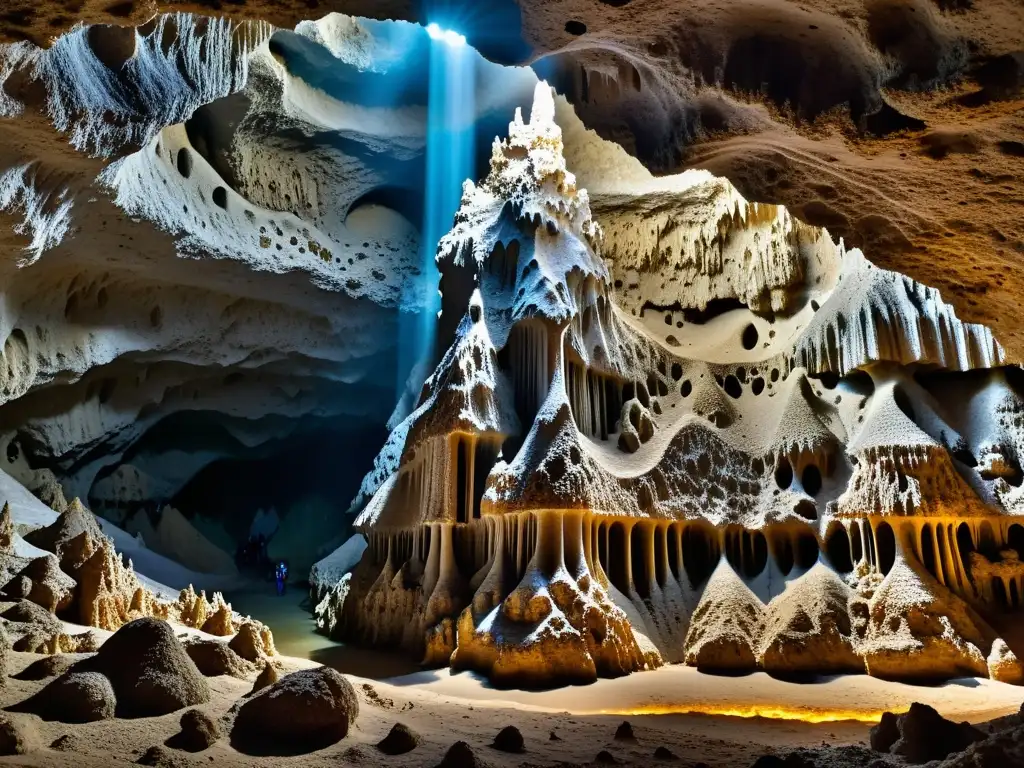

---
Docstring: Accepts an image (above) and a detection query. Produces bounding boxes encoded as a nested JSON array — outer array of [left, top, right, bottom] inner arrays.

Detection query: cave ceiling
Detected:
[[0, 1, 1018, 352], [0, 1, 1018, 530]]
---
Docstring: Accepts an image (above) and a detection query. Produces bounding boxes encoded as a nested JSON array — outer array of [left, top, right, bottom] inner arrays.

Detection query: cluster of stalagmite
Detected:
[[0, 495, 273, 656], [315, 82, 1024, 687]]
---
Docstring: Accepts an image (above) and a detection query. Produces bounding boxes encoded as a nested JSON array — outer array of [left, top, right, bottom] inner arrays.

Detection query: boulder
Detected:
[[82, 617, 210, 717], [890, 703, 985, 763], [19, 671, 116, 723], [231, 667, 358, 755], [492, 724, 525, 753], [869, 711, 900, 753]]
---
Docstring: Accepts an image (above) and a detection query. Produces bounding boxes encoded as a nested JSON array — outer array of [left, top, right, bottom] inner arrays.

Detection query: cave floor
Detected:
[[3, 601, 1019, 767], [223, 581, 422, 679]]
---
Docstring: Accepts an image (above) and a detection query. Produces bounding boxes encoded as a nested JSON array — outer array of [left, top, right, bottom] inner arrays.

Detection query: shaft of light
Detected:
[[396, 26, 476, 395]]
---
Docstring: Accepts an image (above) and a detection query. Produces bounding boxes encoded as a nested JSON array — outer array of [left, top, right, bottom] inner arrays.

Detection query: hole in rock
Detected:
[[751, 378, 765, 395], [607, 522, 629, 595], [725, 528, 767, 579], [176, 148, 193, 179], [1009, 524, 1024, 558], [184, 94, 250, 198], [631, 526, 650, 599], [811, 371, 839, 389], [774, 457, 793, 490], [723, 375, 742, 399], [87, 23, 136, 72], [956, 522, 974, 581], [565, 20, 586, 35], [920, 524, 937, 580], [801, 464, 822, 495], [826, 526, 853, 572], [793, 499, 817, 521], [893, 384, 915, 421], [794, 531, 819, 571], [876, 522, 896, 576], [741, 323, 758, 350], [5, 441, 18, 463], [774, 534, 794, 576], [680, 380, 692, 397], [681, 524, 716, 587], [212, 186, 228, 209]]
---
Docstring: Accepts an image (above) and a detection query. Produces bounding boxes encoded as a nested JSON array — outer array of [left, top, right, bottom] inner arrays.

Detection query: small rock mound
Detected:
[[183, 639, 252, 679], [167, 709, 220, 752], [82, 617, 210, 717], [250, 660, 278, 694], [231, 667, 358, 755], [18, 671, 116, 723], [595, 750, 619, 764], [614, 720, 635, 741], [654, 745, 679, 760], [49, 734, 80, 751], [436, 740, 487, 768], [870, 703, 985, 763], [492, 724, 525, 753], [377, 722, 419, 755], [0, 713, 41, 755], [137, 744, 189, 767]]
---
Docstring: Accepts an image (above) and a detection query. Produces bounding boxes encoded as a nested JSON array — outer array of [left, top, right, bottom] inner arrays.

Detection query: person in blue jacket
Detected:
[[275, 560, 288, 595]]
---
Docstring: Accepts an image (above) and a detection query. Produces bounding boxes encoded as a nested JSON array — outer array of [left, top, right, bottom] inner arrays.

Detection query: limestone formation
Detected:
[[0, 4, 1015, 697], [321, 82, 1024, 687]]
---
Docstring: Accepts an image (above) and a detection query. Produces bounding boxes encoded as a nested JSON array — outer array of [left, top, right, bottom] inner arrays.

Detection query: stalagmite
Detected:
[[317, 82, 1024, 688]]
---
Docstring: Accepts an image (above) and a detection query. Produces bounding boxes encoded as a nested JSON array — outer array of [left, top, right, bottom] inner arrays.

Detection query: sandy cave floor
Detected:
[[1, 590, 1016, 768]]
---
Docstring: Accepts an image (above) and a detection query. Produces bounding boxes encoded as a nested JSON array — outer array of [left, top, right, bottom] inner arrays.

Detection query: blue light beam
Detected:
[[396, 24, 476, 397]]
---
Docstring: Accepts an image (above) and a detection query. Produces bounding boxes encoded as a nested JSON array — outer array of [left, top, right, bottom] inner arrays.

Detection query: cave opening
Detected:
[[127, 420, 389, 581]]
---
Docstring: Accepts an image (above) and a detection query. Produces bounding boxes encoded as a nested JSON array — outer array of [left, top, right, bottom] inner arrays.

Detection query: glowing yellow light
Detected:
[[593, 704, 904, 724]]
